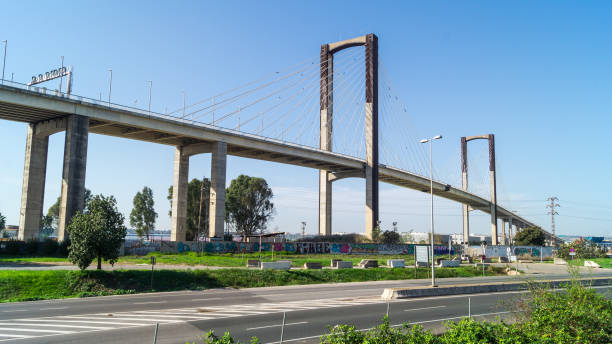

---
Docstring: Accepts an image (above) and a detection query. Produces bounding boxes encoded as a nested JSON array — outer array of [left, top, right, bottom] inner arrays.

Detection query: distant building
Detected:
[[1, 225, 18, 239]]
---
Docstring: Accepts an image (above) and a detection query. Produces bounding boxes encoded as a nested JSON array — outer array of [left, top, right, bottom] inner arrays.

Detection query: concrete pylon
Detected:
[[209, 142, 227, 238], [18, 123, 49, 241], [460, 137, 469, 247], [488, 134, 498, 245], [318, 43, 333, 236], [364, 34, 379, 239], [501, 219, 507, 246], [171, 146, 189, 242], [58, 115, 89, 241]]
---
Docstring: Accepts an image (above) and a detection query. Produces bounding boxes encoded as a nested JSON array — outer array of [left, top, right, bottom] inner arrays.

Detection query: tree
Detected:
[[67, 194, 127, 270], [167, 178, 210, 240], [225, 175, 274, 238], [0, 211, 5, 231], [45, 188, 92, 231], [381, 230, 401, 244], [129, 186, 158, 240], [514, 226, 546, 246]]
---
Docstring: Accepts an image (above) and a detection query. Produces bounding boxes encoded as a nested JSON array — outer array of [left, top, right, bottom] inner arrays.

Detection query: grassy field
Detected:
[[0, 265, 505, 303], [1, 251, 453, 267], [566, 257, 612, 269]]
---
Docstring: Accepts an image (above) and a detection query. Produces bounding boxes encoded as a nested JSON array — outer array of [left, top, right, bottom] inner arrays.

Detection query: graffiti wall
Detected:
[[468, 245, 553, 258], [123, 240, 456, 256]]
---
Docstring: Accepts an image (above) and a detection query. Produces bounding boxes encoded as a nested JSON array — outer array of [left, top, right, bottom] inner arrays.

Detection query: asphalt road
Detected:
[[1, 271, 611, 343]]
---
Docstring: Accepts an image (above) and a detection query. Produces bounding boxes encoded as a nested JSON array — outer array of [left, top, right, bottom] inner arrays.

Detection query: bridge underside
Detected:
[[0, 84, 561, 245]]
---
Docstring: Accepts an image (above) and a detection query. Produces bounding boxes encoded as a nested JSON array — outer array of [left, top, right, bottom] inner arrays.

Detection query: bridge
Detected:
[[0, 34, 562, 246]]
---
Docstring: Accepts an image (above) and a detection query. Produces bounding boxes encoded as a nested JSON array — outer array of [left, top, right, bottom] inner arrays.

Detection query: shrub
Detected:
[[3, 239, 22, 255], [57, 240, 70, 257], [555, 239, 606, 260], [40, 239, 59, 256], [189, 330, 259, 344], [24, 239, 39, 255]]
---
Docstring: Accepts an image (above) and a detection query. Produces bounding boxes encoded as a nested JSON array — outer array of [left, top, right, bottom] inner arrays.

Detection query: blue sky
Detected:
[[1, 1, 611, 236]]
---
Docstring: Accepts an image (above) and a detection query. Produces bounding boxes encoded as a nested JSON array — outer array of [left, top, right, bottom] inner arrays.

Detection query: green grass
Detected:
[[0, 265, 505, 303], [0, 256, 69, 263], [566, 257, 612, 269]]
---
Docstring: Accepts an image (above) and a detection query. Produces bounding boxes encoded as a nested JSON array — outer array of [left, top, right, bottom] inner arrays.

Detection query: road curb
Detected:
[[381, 277, 612, 300]]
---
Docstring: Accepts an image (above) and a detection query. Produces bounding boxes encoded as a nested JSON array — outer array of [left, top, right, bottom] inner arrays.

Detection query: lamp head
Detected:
[[420, 139, 428, 143]]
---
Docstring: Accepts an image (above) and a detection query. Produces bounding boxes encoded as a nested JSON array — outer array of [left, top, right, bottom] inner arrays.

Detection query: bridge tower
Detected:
[[461, 134, 498, 245], [318, 34, 379, 239]]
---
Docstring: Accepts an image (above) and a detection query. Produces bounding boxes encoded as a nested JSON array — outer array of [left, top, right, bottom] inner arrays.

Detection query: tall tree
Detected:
[[67, 194, 127, 270], [514, 226, 546, 246], [167, 178, 210, 240], [0, 211, 5, 231], [45, 188, 92, 230], [129, 186, 158, 240], [225, 175, 274, 238]]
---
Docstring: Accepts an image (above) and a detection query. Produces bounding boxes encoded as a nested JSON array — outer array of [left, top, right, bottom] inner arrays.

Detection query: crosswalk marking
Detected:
[[0, 297, 384, 342]]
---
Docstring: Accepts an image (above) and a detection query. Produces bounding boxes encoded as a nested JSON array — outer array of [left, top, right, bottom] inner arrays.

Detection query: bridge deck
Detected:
[[0, 83, 550, 235]]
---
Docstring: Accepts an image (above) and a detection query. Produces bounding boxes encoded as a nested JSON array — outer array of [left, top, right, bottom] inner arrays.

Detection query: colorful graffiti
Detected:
[[468, 245, 553, 258], [123, 240, 463, 256]]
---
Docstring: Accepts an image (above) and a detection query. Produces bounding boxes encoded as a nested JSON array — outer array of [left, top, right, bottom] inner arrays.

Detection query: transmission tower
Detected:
[[546, 197, 560, 238]]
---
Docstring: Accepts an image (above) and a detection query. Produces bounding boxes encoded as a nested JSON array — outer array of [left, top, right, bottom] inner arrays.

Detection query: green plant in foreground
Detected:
[[188, 330, 259, 344]]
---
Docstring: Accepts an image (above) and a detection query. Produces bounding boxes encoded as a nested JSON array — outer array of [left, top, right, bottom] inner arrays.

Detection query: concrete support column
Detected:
[[209, 142, 227, 238], [364, 34, 379, 239], [501, 220, 507, 245], [460, 137, 469, 247], [488, 134, 498, 245], [58, 115, 89, 241], [318, 43, 333, 236], [170, 146, 189, 241], [18, 123, 49, 241]]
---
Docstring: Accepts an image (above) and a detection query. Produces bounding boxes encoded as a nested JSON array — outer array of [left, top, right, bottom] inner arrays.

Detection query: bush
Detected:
[[57, 240, 70, 257], [24, 239, 39, 255], [189, 330, 259, 344], [40, 239, 59, 256], [555, 238, 606, 260], [2, 239, 22, 255]]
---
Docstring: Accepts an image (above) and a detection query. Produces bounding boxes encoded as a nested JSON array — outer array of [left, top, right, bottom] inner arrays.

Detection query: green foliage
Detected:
[[67, 194, 127, 270], [3, 239, 21, 255], [40, 214, 55, 237], [189, 330, 259, 344], [555, 238, 606, 260], [370, 225, 382, 242], [129, 186, 158, 240], [381, 230, 401, 244], [514, 226, 546, 246], [225, 175, 274, 238], [40, 239, 59, 256], [0, 211, 5, 231], [24, 239, 38, 255], [168, 178, 210, 240], [322, 316, 438, 344], [45, 189, 92, 232]]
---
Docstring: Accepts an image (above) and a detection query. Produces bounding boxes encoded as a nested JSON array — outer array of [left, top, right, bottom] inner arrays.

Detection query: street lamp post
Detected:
[[1, 40, 7, 85], [148, 81, 153, 114], [108, 69, 112, 105], [420, 135, 443, 287]]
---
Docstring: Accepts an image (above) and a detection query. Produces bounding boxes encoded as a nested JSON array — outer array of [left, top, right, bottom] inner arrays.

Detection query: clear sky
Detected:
[[1, 1, 611, 237]]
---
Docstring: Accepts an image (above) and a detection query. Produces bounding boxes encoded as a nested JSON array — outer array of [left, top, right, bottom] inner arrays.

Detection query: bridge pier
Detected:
[[18, 123, 49, 240], [57, 115, 89, 241], [364, 34, 379, 239], [501, 219, 507, 245], [318, 43, 333, 237], [209, 142, 227, 239], [170, 146, 189, 241]]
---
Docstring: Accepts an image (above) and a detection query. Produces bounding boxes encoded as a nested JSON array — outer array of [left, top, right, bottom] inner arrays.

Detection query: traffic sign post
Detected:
[[150, 256, 156, 291], [569, 248, 576, 260]]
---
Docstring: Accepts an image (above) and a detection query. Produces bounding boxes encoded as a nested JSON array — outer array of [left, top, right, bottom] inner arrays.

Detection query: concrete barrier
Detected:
[[381, 277, 612, 300], [358, 259, 379, 268], [518, 259, 533, 263], [498, 257, 509, 263], [439, 260, 460, 267], [387, 259, 405, 268], [554, 258, 567, 265], [331, 259, 343, 268], [304, 262, 323, 269], [584, 260, 601, 268], [260, 261, 291, 270], [247, 259, 260, 268], [335, 261, 353, 269]]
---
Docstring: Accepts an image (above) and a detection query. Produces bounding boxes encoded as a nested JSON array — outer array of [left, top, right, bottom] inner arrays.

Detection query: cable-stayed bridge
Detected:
[[0, 34, 561, 246]]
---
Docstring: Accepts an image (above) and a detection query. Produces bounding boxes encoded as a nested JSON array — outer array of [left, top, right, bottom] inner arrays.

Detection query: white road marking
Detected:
[[247, 321, 309, 331], [132, 301, 167, 305], [190, 297, 223, 301], [39, 307, 68, 310], [19, 318, 145, 326], [0, 334, 34, 338], [1, 309, 27, 313], [0, 322, 113, 330], [404, 305, 446, 312], [0, 327, 75, 334]]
